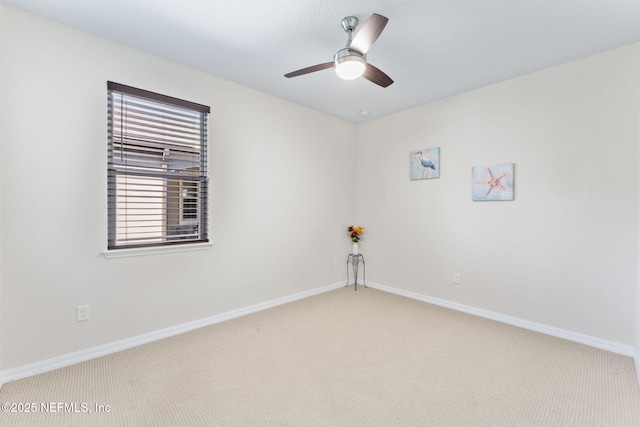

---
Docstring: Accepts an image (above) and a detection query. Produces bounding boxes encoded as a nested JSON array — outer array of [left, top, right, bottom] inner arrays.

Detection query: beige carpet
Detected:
[[1, 287, 640, 426]]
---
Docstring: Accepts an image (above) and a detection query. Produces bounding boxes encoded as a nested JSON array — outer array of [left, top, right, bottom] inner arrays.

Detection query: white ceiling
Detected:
[[4, 0, 640, 123]]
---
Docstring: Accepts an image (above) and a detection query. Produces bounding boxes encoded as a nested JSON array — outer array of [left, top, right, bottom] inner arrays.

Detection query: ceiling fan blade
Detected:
[[285, 62, 334, 78], [349, 13, 389, 55], [363, 63, 393, 88]]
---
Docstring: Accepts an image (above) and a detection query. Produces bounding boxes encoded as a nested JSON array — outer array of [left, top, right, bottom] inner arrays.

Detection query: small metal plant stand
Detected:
[[346, 253, 366, 291]]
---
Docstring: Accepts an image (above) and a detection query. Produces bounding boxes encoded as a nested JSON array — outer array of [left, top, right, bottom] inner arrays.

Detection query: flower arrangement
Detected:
[[347, 225, 365, 243]]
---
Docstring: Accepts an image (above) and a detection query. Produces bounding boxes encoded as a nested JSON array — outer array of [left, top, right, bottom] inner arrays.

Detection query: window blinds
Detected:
[[107, 82, 210, 249]]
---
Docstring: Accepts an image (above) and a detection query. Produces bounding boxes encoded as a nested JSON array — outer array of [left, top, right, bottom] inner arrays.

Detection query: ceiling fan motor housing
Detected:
[[334, 48, 366, 80]]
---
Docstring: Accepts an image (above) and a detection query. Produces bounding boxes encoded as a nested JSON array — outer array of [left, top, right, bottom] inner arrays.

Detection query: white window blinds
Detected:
[[107, 82, 210, 249]]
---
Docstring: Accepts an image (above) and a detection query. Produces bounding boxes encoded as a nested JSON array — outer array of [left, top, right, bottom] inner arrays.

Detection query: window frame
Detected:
[[107, 81, 211, 251]]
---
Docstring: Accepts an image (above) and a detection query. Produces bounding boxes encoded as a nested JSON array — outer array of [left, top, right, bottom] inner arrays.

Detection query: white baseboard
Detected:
[[366, 281, 636, 357], [1, 279, 634, 389], [0, 281, 347, 387]]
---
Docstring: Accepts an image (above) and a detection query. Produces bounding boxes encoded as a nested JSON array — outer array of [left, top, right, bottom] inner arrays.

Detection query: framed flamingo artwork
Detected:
[[410, 147, 440, 180], [472, 163, 514, 201]]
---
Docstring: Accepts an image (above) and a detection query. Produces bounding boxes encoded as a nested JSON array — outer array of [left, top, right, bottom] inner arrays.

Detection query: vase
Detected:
[[352, 242, 359, 255]]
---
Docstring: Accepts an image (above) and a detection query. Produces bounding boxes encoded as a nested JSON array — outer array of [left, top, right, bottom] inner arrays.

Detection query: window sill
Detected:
[[102, 242, 213, 259]]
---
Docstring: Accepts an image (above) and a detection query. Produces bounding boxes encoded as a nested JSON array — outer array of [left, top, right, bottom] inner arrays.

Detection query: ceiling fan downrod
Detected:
[[341, 16, 359, 48]]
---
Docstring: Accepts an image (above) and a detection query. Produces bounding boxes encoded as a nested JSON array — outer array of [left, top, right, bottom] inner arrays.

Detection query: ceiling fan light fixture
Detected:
[[334, 49, 366, 80]]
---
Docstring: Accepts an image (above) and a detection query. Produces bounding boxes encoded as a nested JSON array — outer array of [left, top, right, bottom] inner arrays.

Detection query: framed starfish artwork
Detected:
[[410, 147, 440, 180], [472, 163, 514, 201]]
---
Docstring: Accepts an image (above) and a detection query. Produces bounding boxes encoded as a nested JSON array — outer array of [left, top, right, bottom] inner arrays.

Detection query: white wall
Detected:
[[355, 44, 640, 346], [637, 54, 640, 375], [0, 3, 4, 373], [0, 6, 355, 370]]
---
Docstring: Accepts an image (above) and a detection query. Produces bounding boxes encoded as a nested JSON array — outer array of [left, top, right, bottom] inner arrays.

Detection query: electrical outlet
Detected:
[[76, 305, 90, 322], [334, 259, 340, 269], [453, 273, 461, 284]]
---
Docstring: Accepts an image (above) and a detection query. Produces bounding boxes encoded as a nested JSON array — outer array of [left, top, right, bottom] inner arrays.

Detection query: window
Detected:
[[107, 82, 210, 249]]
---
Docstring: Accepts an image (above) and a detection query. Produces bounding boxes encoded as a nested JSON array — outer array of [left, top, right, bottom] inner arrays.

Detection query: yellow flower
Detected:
[[348, 225, 365, 243]]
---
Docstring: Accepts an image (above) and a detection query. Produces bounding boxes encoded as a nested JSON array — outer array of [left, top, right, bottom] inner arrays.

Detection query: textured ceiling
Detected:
[[4, 0, 640, 123]]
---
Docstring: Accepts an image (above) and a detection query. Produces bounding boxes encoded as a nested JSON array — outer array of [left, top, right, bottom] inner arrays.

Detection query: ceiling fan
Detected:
[[284, 13, 394, 88]]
